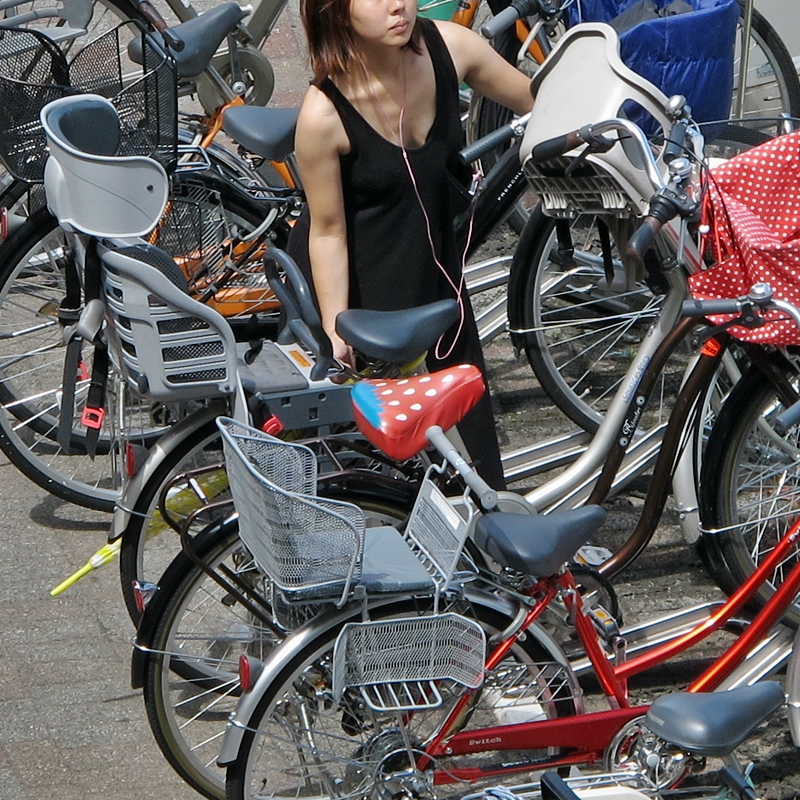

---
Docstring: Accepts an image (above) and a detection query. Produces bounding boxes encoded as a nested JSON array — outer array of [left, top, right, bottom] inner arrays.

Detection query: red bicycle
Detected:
[[219, 348, 800, 799]]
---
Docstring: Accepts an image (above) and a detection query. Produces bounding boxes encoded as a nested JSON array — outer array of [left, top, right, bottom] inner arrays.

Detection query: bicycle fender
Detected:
[[110, 401, 228, 542], [216, 588, 577, 765], [506, 207, 550, 354]]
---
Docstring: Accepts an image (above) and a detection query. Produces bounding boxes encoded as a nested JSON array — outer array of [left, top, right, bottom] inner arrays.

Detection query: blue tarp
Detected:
[[566, 0, 739, 126]]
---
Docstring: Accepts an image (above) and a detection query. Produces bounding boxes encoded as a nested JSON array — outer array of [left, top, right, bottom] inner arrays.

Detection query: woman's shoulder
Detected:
[[297, 83, 349, 153], [429, 18, 500, 78]]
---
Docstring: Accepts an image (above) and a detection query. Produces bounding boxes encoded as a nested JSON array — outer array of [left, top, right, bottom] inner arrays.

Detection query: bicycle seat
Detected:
[[222, 105, 299, 162], [473, 506, 606, 577], [645, 682, 784, 757], [337, 300, 459, 365], [350, 365, 485, 461], [128, 3, 248, 79]]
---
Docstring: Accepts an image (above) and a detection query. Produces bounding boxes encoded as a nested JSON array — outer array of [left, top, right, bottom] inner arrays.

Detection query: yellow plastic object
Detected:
[[50, 540, 122, 596], [50, 467, 231, 596]]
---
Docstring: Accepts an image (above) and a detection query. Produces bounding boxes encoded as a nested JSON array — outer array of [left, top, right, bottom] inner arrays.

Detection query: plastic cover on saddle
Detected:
[[351, 365, 485, 462], [688, 130, 800, 345]]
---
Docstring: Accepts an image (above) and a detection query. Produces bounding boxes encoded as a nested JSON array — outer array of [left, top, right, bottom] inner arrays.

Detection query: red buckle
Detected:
[[78, 361, 90, 382], [261, 415, 285, 436], [1, 208, 6, 241], [81, 406, 106, 430]]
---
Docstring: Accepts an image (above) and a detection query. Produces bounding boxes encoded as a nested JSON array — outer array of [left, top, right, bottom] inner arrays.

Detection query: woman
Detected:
[[289, 0, 533, 489]]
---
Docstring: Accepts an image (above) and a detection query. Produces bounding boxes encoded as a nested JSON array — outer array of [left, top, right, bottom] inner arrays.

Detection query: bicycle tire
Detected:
[[0, 173, 271, 510], [225, 594, 577, 800], [141, 493, 414, 800], [508, 207, 681, 433], [699, 357, 800, 627], [733, 1, 800, 119]]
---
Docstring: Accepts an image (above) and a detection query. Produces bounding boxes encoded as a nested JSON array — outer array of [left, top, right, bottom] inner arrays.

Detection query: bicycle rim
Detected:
[[700, 358, 800, 627], [511, 209, 686, 433], [0, 175, 270, 509], [733, 2, 800, 119]]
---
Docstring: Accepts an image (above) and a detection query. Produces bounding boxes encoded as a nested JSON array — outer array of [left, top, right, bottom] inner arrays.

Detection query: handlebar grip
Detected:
[[625, 216, 662, 263], [133, 0, 167, 31], [663, 119, 689, 163], [681, 298, 743, 317], [481, 5, 521, 38], [772, 398, 800, 436], [531, 130, 583, 164], [460, 123, 517, 165]]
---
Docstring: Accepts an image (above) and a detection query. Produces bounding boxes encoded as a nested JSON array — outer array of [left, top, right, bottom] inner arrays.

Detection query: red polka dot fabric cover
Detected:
[[688, 130, 800, 344], [350, 365, 485, 462]]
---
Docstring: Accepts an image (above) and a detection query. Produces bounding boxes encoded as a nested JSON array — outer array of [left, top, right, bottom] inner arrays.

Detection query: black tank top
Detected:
[[287, 19, 466, 312]]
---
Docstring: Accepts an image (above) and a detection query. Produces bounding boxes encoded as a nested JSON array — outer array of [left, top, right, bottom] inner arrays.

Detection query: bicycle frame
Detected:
[[413, 517, 800, 785]]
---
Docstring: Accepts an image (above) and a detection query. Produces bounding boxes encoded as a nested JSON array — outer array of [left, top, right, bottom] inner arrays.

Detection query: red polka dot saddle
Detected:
[[350, 365, 485, 462], [689, 130, 800, 344]]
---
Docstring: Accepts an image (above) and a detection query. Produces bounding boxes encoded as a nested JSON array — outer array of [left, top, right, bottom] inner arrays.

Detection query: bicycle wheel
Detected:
[[699, 357, 800, 627], [226, 595, 578, 800], [141, 493, 414, 800], [0, 174, 272, 510], [119, 416, 419, 623], [508, 207, 686, 433], [733, 1, 800, 119]]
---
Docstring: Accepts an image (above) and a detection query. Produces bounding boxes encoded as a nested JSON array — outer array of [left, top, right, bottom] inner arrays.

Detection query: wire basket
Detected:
[[332, 613, 486, 711], [700, 117, 800, 160], [404, 475, 473, 595], [0, 22, 177, 182], [148, 177, 278, 317]]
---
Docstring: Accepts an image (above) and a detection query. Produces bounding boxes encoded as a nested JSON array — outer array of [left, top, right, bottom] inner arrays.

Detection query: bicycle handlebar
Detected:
[[459, 112, 531, 164], [530, 130, 584, 164], [130, 0, 186, 50], [480, 0, 561, 38], [625, 215, 664, 263], [481, 4, 524, 38]]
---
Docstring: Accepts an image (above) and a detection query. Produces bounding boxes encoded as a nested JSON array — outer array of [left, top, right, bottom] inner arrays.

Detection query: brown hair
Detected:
[[300, 0, 422, 79]]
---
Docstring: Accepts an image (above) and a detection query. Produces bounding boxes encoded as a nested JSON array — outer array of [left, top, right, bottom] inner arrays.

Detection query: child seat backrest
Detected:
[[520, 23, 671, 216], [99, 241, 241, 401], [41, 94, 169, 237]]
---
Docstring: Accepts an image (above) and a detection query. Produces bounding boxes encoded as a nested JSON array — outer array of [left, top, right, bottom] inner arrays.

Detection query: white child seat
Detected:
[[41, 94, 169, 238], [520, 23, 672, 217]]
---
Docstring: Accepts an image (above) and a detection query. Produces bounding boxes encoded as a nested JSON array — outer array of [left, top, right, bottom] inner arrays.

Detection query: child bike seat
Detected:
[[41, 94, 169, 237], [520, 23, 671, 217], [350, 364, 485, 462]]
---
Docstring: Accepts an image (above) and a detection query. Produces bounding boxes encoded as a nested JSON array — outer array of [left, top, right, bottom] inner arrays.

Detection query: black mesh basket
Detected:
[[0, 21, 177, 182], [701, 117, 800, 160]]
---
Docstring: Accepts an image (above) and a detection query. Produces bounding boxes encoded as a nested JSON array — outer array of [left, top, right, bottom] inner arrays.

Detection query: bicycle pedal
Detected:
[[575, 544, 613, 567], [588, 604, 620, 641]]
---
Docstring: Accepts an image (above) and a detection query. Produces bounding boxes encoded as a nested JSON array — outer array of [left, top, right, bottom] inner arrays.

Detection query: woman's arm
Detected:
[[435, 20, 533, 116], [293, 85, 355, 367]]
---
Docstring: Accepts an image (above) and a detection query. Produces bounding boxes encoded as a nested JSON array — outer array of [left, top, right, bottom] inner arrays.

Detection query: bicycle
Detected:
[[114, 19, 800, 638], [211, 358, 800, 800], [128, 75, 800, 793]]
